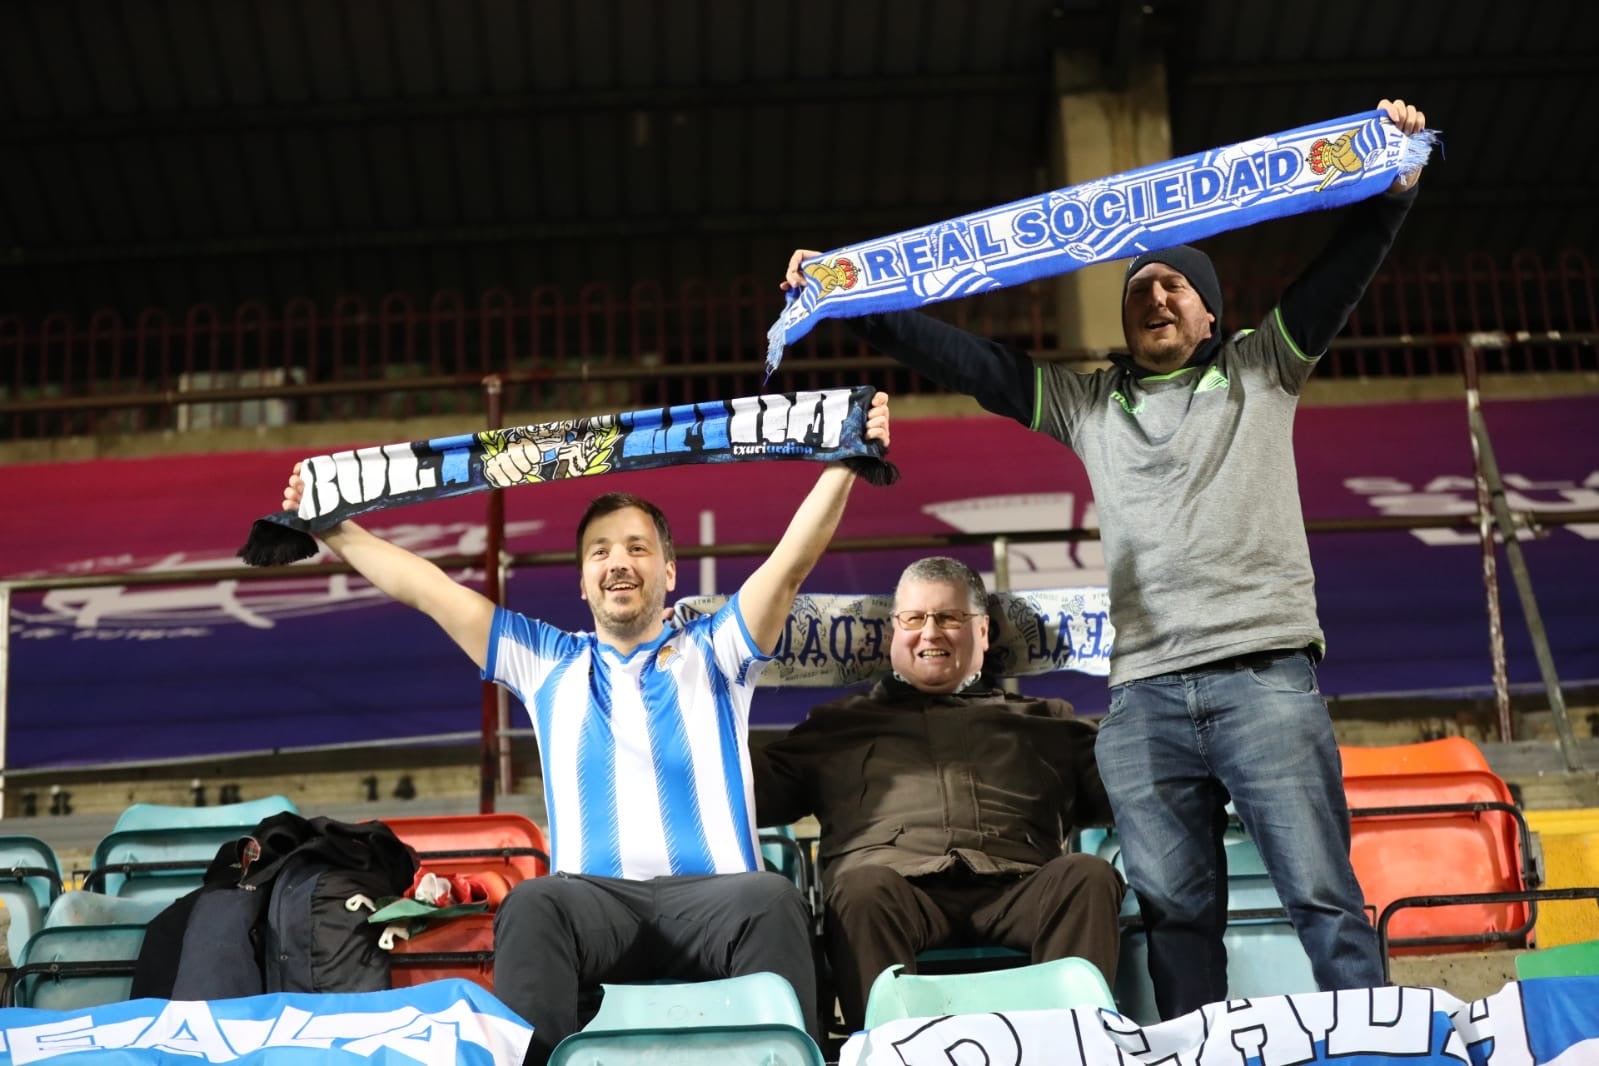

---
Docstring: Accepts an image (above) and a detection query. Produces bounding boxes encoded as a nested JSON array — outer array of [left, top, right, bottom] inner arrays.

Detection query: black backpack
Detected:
[[133, 813, 418, 1000]]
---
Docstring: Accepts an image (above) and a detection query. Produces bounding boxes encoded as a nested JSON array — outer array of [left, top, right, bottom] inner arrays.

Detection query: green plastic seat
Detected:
[[0, 835, 64, 964], [1517, 938, 1599, 980], [863, 957, 1115, 1029], [112, 794, 298, 832], [549, 972, 823, 1066]]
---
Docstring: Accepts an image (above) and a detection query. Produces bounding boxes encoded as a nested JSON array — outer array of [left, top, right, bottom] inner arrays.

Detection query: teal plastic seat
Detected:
[[44, 890, 171, 929], [112, 794, 297, 832], [915, 944, 1028, 970], [758, 824, 804, 886], [85, 794, 300, 901], [0, 835, 64, 964], [8, 924, 147, 1010], [864, 957, 1114, 1028], [1102, 828, 1318, 1023], [549, 972, 823, 1066], [87, 824, 255, 901]]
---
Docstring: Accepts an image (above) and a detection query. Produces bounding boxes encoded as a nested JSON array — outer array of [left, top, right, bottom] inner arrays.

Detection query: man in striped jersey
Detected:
[[280, 391, 889, 1063]]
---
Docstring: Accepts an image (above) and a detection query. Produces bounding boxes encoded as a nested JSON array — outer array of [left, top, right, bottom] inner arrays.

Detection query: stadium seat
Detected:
[[111, 794, 299, 832], [82, 794, 301, 902], [84, 824, 252, 901], [43, 891, 169, 929], [1343, 764, 1534, 957], [1517, 937, 1599, 980], [381, 812, 549, 881], [864, 957, 1113, 1028], [388, 912, 496, 993], [758, 824, 820, 930], [5, 924, 147, 1010], [0, 835, 64, 965], [1340, 737, 1492, 778], [383, 813, 548, 992], [1103, 827, 1317, 1024], [548, 971, 823, 1066], [2, 882, 172, 1009]]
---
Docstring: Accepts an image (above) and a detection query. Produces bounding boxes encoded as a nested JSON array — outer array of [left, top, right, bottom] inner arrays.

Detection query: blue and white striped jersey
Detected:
[[484, 595, 771, 880]]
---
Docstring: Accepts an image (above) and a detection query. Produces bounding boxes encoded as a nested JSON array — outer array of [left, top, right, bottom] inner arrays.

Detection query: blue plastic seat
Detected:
[[864, 957, 1114, 1028], [549, 972, 823, 1066], [0, 835, 64, 965]]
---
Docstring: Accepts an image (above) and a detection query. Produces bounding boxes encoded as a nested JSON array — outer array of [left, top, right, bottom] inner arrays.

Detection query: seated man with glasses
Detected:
[[751, 556, 1125, 1031]]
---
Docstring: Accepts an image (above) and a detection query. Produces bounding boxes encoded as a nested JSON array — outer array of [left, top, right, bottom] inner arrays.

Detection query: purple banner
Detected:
[[3, 396, 1595, 767]]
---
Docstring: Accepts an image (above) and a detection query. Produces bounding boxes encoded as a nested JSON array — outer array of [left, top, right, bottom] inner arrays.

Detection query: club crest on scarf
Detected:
[[802, 256, 859, 295], [479, 417, 622, 487]]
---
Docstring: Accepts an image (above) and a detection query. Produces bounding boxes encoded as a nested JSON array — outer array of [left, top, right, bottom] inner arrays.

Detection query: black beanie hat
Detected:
[[1123, 245, 1223, 326]]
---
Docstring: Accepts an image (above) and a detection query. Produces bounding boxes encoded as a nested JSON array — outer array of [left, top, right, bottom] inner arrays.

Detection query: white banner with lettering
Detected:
[[674, 587, 1113, 686], [842, 978, 1599, 1066]]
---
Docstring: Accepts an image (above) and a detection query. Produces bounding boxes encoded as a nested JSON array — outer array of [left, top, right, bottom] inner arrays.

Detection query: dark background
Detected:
[[3, 0, 1593, 322]]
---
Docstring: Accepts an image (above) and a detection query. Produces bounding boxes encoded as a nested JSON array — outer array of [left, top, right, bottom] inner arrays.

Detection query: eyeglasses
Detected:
[[892, 609, 981, 631]]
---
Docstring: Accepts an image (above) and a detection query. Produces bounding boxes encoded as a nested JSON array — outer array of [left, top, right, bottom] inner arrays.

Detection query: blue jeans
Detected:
[[1094, 649, 1383, 1018]]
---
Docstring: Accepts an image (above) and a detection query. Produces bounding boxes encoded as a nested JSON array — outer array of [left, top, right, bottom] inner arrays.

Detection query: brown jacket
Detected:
[[751, 676, 1113, 892]]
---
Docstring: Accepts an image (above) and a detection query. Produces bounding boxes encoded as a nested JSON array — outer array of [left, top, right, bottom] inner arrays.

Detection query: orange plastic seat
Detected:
[[389, 912, 497, 992], [380, 813, 548, 992], [1340, 737, 1492, 779], [382, 813, 549, 884], [1344, 766, 1531, 956]]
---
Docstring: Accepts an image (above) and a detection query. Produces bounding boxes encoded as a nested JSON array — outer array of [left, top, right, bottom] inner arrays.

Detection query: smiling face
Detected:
[[578, 505, 676, 646], [1122, 262, 1216, 373], [888, 577, 991, 694]]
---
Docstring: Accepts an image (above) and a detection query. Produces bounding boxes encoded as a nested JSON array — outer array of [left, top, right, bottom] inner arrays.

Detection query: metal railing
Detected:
[[3, 250, 1596, 441]]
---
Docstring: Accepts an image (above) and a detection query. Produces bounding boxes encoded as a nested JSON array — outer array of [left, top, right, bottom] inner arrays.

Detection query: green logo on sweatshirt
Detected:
[[1109, 390, 1145, 416]]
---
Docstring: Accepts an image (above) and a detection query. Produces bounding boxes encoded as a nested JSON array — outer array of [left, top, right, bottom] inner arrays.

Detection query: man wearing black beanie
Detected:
[[782, 98, 1428, 1021]]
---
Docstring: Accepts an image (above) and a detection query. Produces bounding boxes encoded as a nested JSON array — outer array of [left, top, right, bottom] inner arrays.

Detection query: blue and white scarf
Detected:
[[766, 109, 1438, 374], [239, 386, 894, 567]]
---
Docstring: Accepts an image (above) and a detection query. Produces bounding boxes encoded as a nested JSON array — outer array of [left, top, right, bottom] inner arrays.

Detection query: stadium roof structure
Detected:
[[1, 0, 1592, 319]]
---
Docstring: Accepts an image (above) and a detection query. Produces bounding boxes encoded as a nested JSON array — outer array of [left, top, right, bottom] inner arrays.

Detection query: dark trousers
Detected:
[[823, 854, 1125, 1031], [494, 870, 818, 1066]]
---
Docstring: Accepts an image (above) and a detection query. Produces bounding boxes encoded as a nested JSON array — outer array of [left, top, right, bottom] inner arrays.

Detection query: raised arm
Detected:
[[735, 391, 890, 654], [783, 249, 1038, 425], [1277, 98, 1427, 357], [283, 464, 496, 670]]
